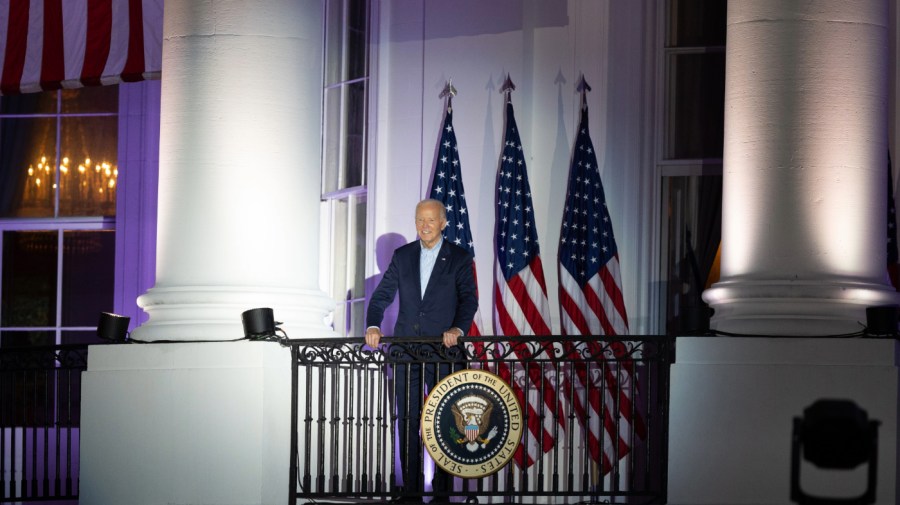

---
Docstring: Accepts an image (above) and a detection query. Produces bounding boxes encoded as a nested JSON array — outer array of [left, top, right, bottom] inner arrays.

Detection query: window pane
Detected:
[[329, 199, 350, 300], [0, 117, 58, 218], [324, 0, 369, 85], [668, 0, 726, 47], [660, 174, 721, 335], [58, 116, 119, 217], [666, 52, 725, 159], [345, 0, 369, 81], [343, 82, 366, 188], [348, 299, 365, 338], [323, 87, 342, 193], [323, 83, 367, 193], [2, 231, 58, 327], [324, 0, 347, 86], [350, 196, 367, 299], [0, 91, 58, 115], [61, 231, 115, 327], [60, 86, 118, 114]]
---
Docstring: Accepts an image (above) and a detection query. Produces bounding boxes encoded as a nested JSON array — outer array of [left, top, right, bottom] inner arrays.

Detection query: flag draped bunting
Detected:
[[0, 0, 162, 95], [493, 99, 565, 468], [558, 102, 644, 474]]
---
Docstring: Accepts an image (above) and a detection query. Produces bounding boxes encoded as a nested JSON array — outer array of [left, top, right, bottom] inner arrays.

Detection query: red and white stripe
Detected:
[[563, 340, 644, 473], [559, 254, 645, 474], [464, 262, 493, 370], [493, 256, 566, 468], [0, 0, 162, 95], [559, 254, 628, 335]]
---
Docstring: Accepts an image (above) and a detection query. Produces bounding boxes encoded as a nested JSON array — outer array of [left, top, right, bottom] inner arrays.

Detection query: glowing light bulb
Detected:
[[28, 167, 33, 176], [108, 179, 116, 188], [40, 156, 46, 164], [78, 165, 85, 173], [62, 157, 69, 165], [35, 178, 41, 187], [113, 168, 119, 177], [85, 158, 91, 166], [60, 165, 68, 173]]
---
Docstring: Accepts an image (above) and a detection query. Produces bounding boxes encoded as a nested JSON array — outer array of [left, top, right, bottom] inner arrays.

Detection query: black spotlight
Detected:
[[865, 305, 898, 337], [97, 312, 130, 342], [242, 308, 277, 340], [790, 399, 879, 505]]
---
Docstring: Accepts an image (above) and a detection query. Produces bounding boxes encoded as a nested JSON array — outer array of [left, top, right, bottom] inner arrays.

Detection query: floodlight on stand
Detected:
[[242, 308, 282, 340], [790, 399, 879, 505], [97, 312, 130, 342]]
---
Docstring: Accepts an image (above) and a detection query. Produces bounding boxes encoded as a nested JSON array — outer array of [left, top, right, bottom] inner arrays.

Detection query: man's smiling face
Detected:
[[415, 201, 447, 249]]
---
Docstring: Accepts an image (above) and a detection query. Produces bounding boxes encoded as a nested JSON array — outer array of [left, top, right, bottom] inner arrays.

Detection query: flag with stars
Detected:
[[558, 103, 644, 474], [493, 99, 565, 468], [429, 102, 487, 339]]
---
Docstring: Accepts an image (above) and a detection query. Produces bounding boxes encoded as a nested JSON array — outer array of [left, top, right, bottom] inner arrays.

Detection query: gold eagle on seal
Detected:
[[451, 394, 499, 450]]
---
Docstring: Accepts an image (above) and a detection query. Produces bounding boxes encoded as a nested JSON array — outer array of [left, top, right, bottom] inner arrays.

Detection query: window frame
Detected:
[[321, 0, 371, 338], [0, 88, 121, 347], [657, 0, 726, 334]]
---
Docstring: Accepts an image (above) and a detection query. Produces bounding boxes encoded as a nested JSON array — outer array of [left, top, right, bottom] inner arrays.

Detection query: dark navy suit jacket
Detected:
[[366, 239, 478, 337]]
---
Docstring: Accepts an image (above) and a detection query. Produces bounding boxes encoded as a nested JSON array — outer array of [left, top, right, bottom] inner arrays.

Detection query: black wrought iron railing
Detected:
[[0, 344, 86, 503], [287, 335, 673, 504]]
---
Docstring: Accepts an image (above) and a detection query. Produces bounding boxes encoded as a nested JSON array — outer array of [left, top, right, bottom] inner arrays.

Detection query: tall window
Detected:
[[321, 0, 369, 337], [0, 87, 119, 348], [659, 0, 726, 334]]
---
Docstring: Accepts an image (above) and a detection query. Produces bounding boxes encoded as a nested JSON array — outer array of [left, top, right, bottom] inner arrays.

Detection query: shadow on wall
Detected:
[[363, 232, 408, 335]]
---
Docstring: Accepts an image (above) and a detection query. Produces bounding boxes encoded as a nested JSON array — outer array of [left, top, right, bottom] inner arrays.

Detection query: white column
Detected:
[[131, 0, 334, 341], [703, 0, 899, 335]]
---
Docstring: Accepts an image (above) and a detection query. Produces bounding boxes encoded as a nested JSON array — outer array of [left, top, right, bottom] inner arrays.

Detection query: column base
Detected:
[[80, 341, 292, 505], [132, 285, 336, 341], [702, 279, 900, 336]]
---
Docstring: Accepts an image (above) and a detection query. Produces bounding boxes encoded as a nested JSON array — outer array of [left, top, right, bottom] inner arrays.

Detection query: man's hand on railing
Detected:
[[442, 327, 464, 347], [365, 326, 383, 348]]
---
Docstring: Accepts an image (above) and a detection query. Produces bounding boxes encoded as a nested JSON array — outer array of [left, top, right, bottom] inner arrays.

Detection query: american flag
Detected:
[[493, 99, 565, 468], [428, 100, 487, 339], [558, 103, 644, 474]]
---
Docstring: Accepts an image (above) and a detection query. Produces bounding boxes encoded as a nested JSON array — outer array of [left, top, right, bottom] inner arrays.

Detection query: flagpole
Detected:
[[439, 78, 457, 100], [576, 74, 591, 110], [500, 73, 516, 103], [439, 78, 457, 111]]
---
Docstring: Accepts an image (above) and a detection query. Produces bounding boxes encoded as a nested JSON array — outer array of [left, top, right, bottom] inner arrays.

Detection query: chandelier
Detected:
[[22, 155, 118, 217]]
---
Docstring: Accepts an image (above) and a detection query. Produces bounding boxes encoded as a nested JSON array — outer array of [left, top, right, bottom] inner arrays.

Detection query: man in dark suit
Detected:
[[365, 198, 478, 500]]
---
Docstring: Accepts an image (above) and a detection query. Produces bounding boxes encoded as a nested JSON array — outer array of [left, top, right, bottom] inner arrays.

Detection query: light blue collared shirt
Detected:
[[420, 237, 442, 299]]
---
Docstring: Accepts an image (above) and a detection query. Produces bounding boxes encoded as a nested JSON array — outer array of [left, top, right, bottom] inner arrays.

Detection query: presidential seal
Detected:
[[421, 369, 523, 477]]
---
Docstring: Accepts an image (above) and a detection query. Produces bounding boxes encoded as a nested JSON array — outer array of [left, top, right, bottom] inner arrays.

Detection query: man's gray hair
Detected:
[[416, 198, 447, 221]]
